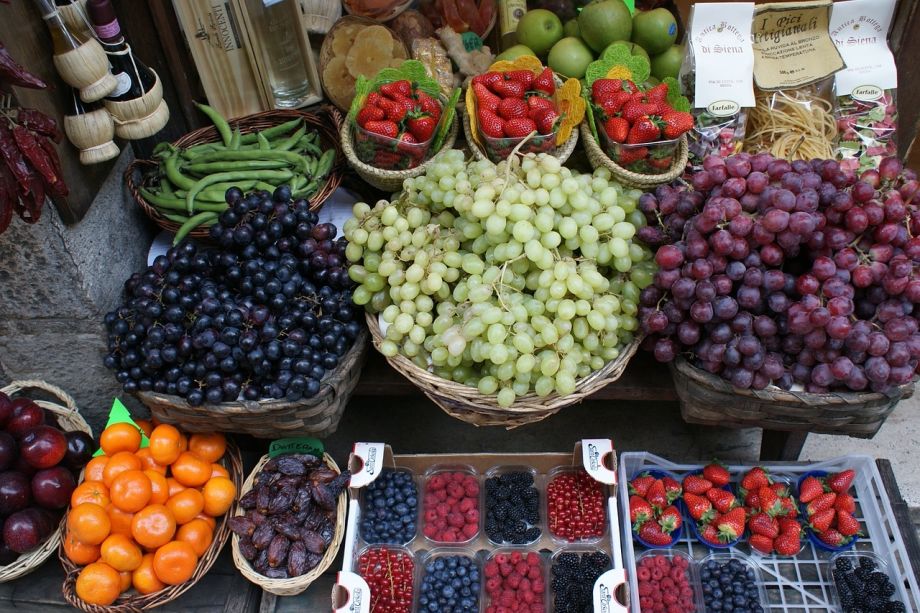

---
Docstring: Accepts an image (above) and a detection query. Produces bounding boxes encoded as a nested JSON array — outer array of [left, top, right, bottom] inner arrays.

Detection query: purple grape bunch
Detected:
[[638, 153, 920, 393]]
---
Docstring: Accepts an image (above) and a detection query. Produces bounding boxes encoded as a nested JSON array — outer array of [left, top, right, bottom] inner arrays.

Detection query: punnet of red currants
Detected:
[[102, 185, 362, 406], [637, 154, 920, 394]]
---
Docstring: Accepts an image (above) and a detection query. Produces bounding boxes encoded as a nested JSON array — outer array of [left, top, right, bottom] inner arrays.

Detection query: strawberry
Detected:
[[407, 115, 437, 142], [622, 101, 658, 123], [757, 486, 782, 516], [497, 98, 528, 120], [416, 93, 442, 122], [836, 510, 860, 536], [627, 116, 661, 144], [527, 94, 555, 116], [366, 92, 382, 106], [774, 531, 802, 556], [834, 492, 856, 513], [592, 78, 623, 102], [532, 67, 555, 95], [749, 533, 774, 555], [700, 463, 730, 488], [771, 482, 790, 497], [827, 469, 855, 494], [817, 528, 850, 548], [648, 155, 674, 170], [503, 70, 534, 89], [714, 507, 746, 542], [477, 108, 504, 138], [806, 492, 837, 517], [364, 119, 399, 138], [379, 80, 412, 98], [646, 82, 669, 103], [645, 479, 668, 510], [396, 132, 418, 152], [617, 146, 649, 166], [777, 518, 801, 537], [706, 488, 737, 514], [629, 495, 654, 526], [660, 476, 681, 501], [377, 97, 407, 123], [392, 95, 417, 116], [744, 490, 760, 509], [356, 104, 385, 128], [638, 519, 673, 546], [699, 522, 721, 545], [534, 109, 559, 135], [473, 83, 501, 112], [620, 79, 639, 93], [798, 476, 825, 503], [809, 508, 835, 533], [740, 467, 770, 493], [748, 512, 779, 538], [504, 117, 536, 137], [599, 91, 632, 117], [682, 474, 712, 495], [684, 493, 715, 523], [658, 505, 682, 533], [661, 111, 695, 139], [604, 117, 629, 143], [493, 80, 526, 99], [629, 474, 655, 498], [779, 497, 798, 518]]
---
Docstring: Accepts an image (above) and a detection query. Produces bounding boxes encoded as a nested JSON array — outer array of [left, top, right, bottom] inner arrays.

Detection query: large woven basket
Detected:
[[230, 453, 347, 596], [137, 329, 368, 439], [0, 381, 92, 583], [672, 356, 916, 438], [60, 439, 244, 612], [340, 117, 459, 192], [367, 312, 642, 427], [126, 107, 345, 239], [581, 123, 688, 189]]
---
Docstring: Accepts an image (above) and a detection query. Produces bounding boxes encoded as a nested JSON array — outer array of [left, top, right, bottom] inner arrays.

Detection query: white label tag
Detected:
[[593, 569, 630, 612], [110, 71, 132, 97], [689, 3, 756, 109], [348, 443, 387, 489], [581, 439, 617, 485], [332, 571, 371, 613], [829, 0, 898, 95]]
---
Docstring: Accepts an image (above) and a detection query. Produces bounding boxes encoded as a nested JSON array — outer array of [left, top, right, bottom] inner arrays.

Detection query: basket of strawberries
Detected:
[[341, 60, 460, 192], [463, 56, 584, 164], [581, 43, 691, 189]]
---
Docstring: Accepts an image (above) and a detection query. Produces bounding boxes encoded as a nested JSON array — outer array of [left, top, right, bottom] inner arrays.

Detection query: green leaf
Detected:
[[663, 77, 691, 113], [584, 43, 650, 87], [432, 87, 462, 154], [348, 75, 373, 123], [584, 90, 599, 142]]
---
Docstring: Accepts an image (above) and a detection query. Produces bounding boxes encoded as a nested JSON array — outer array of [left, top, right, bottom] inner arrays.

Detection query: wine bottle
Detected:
[[54, 0, 92, 39], [85, 0, 157, 102]]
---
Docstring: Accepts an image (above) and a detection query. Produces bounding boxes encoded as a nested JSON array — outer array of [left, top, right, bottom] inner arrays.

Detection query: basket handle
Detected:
[[1, 380, 78, 413]]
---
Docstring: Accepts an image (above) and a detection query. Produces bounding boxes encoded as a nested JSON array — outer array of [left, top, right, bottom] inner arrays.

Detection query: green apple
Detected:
[[650, 44, 685, 80], [496, 44, 537, 62], [578, 0, 632, 53], [516, 9, 564, 57], [563, 19, 580, 39], [605, 40, 649, 63], [547, 37, 594, 79], [632, 8, 678, 55]]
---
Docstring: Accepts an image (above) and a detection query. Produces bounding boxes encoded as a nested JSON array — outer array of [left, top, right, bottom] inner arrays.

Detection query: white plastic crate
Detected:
[[618, 452, 920, 612]]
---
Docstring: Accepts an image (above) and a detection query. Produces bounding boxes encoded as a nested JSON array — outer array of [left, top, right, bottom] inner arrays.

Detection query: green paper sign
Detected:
[[625, 0, 635, 14], [268, 437, 325, 458], [92, 398, 150, 457], [461, 32, 483, 52]]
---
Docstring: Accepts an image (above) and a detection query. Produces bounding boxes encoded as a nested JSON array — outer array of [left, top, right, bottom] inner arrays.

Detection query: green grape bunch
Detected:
[[344, 149, 658, 407]]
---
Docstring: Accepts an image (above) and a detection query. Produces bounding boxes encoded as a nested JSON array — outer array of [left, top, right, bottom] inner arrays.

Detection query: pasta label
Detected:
[[829, 0, 898, 97], [751, 0, 845, 90], [685, 2, 756, 110]]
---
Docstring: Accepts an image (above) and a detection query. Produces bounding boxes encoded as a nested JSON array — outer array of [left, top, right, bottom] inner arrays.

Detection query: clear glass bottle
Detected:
[[245, 0, 314, 109]]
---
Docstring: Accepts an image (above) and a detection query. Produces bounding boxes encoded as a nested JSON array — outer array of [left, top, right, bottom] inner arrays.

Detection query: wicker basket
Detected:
[[125, 107, 345, 239], [318, 16, 410, 112], [672, 356, 916, 438], [137, 329, 368, 439], [60, 439, 244, 612], [367, 312, 642, 427], [581, 123, 688, 189], [0, 381, 92, 583], [340, 117, 459, 192], [230, 453, 347, 596]]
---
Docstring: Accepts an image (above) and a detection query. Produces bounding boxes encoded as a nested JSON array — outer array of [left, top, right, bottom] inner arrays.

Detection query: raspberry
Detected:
[[460, 497, 477, 512], [638, 567, 651, 581], [429, 475, 445, 489], [485, 561, 499, 577], [462, 522, 479, 538], [526, 552, 541, 566], [510, 551, 522, 565]]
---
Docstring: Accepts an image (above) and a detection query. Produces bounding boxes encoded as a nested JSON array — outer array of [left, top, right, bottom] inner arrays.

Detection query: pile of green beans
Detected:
[[143, 103, 336, 244]]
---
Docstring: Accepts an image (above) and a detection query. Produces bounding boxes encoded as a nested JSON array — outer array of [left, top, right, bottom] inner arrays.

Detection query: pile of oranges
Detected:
[[63, 420, 236, 606]]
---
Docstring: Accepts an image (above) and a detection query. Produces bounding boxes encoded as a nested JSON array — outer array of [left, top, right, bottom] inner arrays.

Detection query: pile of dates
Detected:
[[229, 453, 350, 579]]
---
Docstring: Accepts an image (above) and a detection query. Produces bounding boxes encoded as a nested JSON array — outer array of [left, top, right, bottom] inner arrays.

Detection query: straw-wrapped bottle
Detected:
[[55, 0, 92, 38], [63, 88, 119, 165]]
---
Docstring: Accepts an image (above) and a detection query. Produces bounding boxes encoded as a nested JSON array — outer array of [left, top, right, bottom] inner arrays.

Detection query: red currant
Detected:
[[357, 547, 414, 613], [547, 470, 606, 541]]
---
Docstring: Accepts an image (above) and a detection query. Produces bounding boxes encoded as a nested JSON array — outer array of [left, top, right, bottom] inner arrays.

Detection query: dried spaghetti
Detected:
[[744, 88, 837, 160]]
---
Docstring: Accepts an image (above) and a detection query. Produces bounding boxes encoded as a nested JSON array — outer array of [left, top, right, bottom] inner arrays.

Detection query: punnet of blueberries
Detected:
[[551, 551, 611, 612], [700, 558, 764, 613], [361, 469, 418, 545], [103, 185, 361, 406], [485, 471, 541, 545], [833, 555, 905, 613], [418, 554, 481, 613]]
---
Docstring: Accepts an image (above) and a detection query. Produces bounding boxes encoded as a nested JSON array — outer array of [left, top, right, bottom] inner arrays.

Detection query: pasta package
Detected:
[[679, 2, 756, 162], [745, 0, 845, 160], [829, 0, 899, 172]]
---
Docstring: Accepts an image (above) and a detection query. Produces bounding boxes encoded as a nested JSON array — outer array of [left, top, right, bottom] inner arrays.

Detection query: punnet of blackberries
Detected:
[[551, 551, 611, 613], [484, 470, 541, 545], [103, 185, 362, 406], [833, 555, 905, 613]]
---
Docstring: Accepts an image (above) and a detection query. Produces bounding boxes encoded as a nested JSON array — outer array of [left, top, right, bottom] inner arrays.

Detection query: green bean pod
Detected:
[[164, 154, 197, 190], [229, 128, 241, 150], [140, 187, 227, 212], [315, 149, 335, 179], [194, 102, 232, 147], [173, 212, 218, 245], [274, 125, 307, 151], [183, 160, 288, 174], [239, 118, 302, 144], [257, 133, 270, 151], [186, 169, 293, 213]]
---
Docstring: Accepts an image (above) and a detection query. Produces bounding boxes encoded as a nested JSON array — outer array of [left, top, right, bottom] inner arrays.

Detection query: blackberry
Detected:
[[879, 582, 896, 599], [865, 596, 887, 611], [859, 556, 878, 571], [484, 471, 541, 545], [868, 571, 889, 586], [524, 527, 541, 542], [839, 587, 855, 609], [552, 552, 607, 613], [885, 602, 906, 613], [495, 486, 511, 500], [836, 557, 854, 572]]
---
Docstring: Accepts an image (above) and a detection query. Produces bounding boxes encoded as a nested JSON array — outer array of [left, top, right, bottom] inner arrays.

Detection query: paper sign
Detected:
[[92, 398, 150, 457], [268, 437, 324, 458], [829, 0, 898, 95], [624, 0, 635, 14]]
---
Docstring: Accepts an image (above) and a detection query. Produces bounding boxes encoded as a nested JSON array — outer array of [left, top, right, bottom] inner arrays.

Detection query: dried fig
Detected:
[[251, 523, 275, 550], [276, 456, 308, 476], [227, 515, 256, 537], [239, 489, 258, 509], [238, 535, 257, 561], [301, 529, 326, 554], [287, 541, 308, 577], [267, 534, 290, 568]]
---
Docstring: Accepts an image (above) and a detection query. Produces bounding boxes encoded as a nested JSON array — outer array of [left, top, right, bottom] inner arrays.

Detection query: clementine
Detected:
[[74, 562, 121, 606]]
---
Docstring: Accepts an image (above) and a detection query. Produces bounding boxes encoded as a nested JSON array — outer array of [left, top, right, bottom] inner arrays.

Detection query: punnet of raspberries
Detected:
[[484, 550, 545, 613], [635, 553, 696, 613], [422, 470, 480, 543]]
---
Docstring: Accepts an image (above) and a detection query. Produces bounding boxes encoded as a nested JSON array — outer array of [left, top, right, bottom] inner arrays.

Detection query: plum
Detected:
[[6, 400, 44, 438], [32, 466, 76, 510], [0, 432, 16, 472], [19, 426, 67, 469], [3, 508, 54, 553], [0, 471, 31, 515], [0, 392, 12, 428], [64, 431, 94, 470]]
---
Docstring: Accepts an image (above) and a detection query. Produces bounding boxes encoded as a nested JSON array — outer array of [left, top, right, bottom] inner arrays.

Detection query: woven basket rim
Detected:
[[365, 311, 643, 426], [581, 123, 688, 187], [125, 107, 345, 238], [461, 100, 579, 166], [60, 439, 244, 612], [672, 355, 916, 405], [0, 381, 92, 584], [230, 453, 347, 596]]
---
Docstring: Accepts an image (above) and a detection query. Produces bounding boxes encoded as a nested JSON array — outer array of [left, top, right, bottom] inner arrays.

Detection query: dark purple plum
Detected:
[[31, 466, 76, 510], [0, 471, 31, 515]]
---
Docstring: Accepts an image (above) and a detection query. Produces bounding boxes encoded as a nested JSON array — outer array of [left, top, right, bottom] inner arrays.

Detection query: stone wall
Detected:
[[0, 150, 155, 433]]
